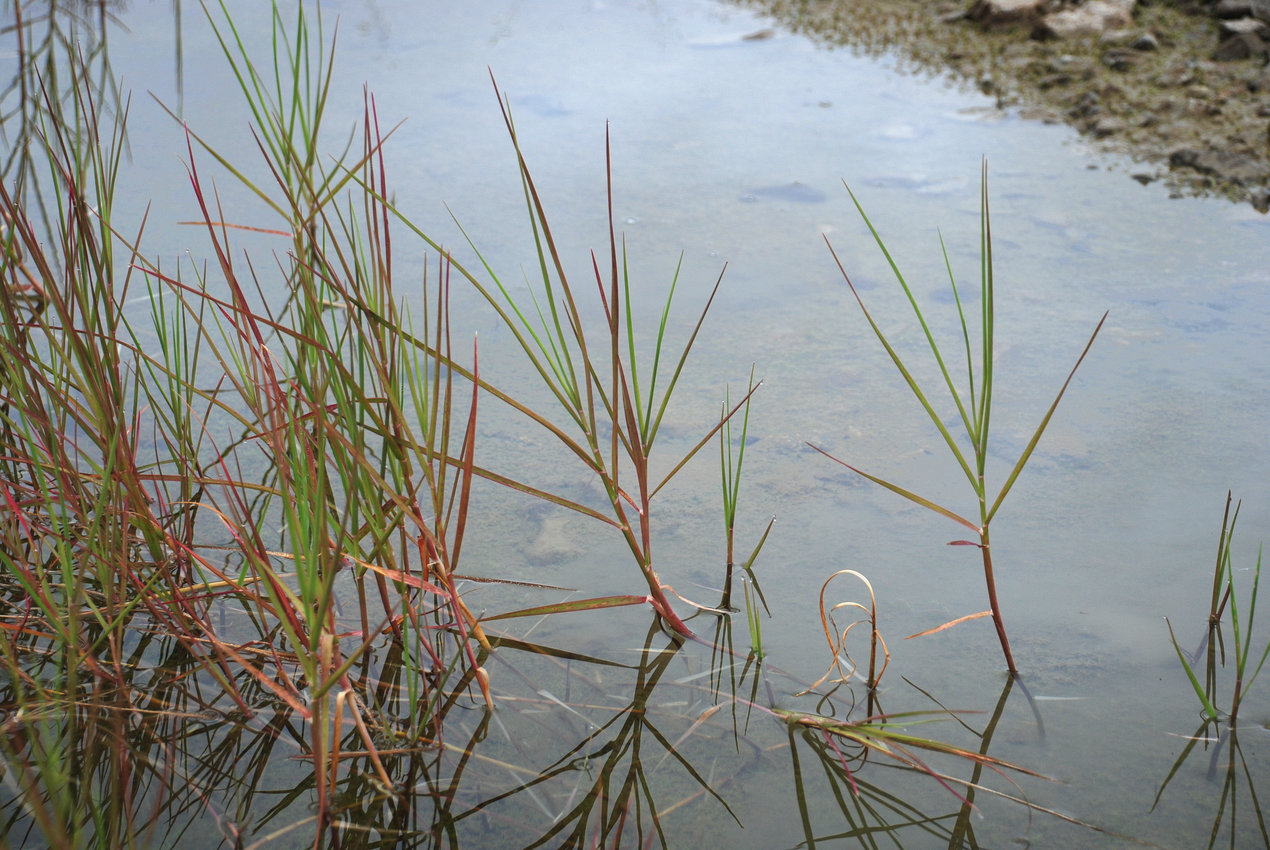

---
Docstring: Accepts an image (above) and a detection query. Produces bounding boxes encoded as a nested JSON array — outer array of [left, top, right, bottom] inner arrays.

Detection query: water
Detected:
[[7, 0, 1270, 847]]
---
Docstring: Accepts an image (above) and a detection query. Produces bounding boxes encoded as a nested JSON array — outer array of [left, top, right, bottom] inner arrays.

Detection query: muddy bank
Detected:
[[733, 0, 1270, 210]]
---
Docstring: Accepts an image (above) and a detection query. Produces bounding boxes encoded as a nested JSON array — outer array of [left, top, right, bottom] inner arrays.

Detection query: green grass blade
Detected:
[[645, 265, 724, 449], [650, 379, 758, 499], [844, 182, 978, 452], [824, 236, 977, 489], [939, 229, 978, 441], [1240, 546, 1270, 693], [1167, 617, 1221, 721], [807, 444, 979, 533], [978, 160, 994, 469], [985, 310, 1107, 525]]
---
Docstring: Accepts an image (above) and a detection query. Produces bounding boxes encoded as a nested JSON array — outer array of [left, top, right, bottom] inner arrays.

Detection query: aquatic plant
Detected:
[[0, 3, 504, 838], [742, 576, 765, 659], [813, 164, 1107, 674], [0, 1, 1130, 846], [1166, 492, 1270, 726], [798, 569, 889, 716], [718, 367, 772, 612], [395, 81, 759, 637], [1156, 493, 1270, 847], [0, 0, 768, 839]]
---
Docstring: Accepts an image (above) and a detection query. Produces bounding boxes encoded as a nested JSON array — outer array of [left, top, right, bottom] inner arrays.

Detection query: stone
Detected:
[[1211, 31, 1268, 60], [1251, 188, 1270, 213], [1131, 31, 1161, 51], [1102, 47, 1140, 70], [1214, 0, 1255, 19], [966, 0, 1044, 29], [1040, 0, 1137, 40], [1067, 90, 1102, 119], [1091, 116, 1127, 136], [524, 514, 583, 566], [1154, 62, 1197, 87], [1170, 148, 1268, 185], [1218, 17, 1270, 39], [1098, 28, 1137, 46]]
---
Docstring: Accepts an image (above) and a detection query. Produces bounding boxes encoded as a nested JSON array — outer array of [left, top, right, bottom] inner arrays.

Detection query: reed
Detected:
[[813, 163, 1107, 674]]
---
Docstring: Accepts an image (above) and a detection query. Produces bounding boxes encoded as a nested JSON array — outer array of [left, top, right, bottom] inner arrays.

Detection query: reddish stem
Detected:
[[980, 526, 1018, 675]]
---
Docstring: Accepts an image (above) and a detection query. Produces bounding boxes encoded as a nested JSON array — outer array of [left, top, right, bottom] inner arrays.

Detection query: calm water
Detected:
[[12, 0, 1270, 846]]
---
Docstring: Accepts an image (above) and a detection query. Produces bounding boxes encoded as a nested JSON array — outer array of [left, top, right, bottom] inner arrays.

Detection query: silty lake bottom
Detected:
[[2, 0, 1270, 847]]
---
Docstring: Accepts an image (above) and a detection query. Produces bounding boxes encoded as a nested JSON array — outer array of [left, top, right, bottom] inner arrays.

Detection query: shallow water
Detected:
[[10, 0, 1270, 847]]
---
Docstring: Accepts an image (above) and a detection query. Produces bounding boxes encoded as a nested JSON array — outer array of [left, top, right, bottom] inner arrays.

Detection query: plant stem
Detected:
[[979, 526, 1017, 675]]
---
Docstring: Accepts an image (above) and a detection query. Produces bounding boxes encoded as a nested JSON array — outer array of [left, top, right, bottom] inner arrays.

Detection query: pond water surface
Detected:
[[10, 0, 1270, 847]]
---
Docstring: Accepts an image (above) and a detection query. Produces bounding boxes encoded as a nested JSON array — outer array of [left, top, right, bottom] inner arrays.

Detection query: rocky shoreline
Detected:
[[736, 0, 1270, 210]]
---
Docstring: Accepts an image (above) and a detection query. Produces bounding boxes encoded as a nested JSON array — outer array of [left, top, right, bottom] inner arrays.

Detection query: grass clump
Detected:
[[1155, 492, 1270, 847], [1, 2, 764, 840], [1166, 492, 1270, 727]]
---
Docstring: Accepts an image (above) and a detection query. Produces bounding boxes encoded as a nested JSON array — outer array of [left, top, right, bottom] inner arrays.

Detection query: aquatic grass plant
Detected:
[[477, 621, 744, 849], [0, 627, 315, 850], [0, 49, 243, 847], [1165, 493, 1270, 726], [0, 1, 767, 842], [767, 569, 1092, 840], [700, 600, 771, 740], [813, 164, 1107, 674], [1154, 493, 1270, 848], [0, 24, 215, 698], [141, 0, 518, 822], [419, 616, 1061, 849], [742, 576, 765, 660], [0, 3, 507, 840], [718, 367, 772, 613], [716, 369, 773, 665], [771, 673, 1111, 847], [363, 80, 761, 638], [939, 674, 1033, 847], [773, 695, 1053, 838], [1153, 720, 1269, 850]]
